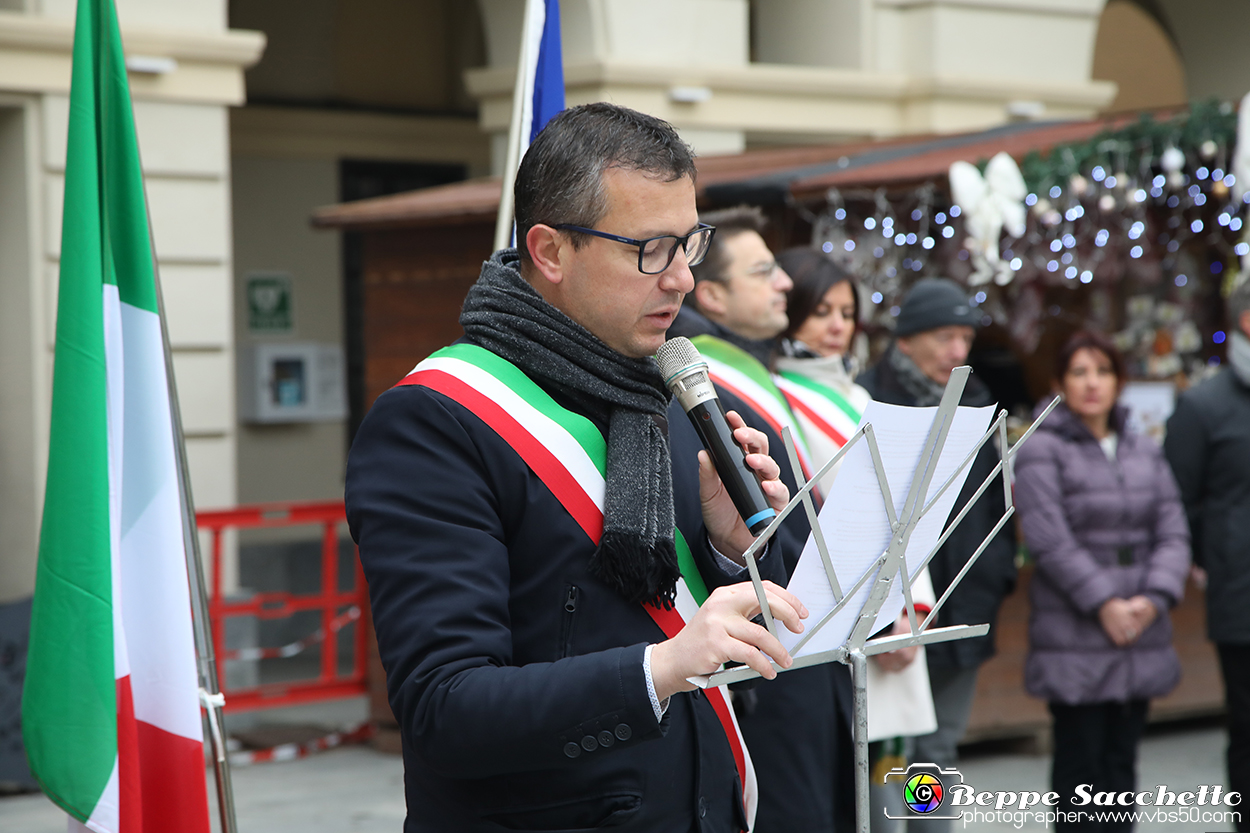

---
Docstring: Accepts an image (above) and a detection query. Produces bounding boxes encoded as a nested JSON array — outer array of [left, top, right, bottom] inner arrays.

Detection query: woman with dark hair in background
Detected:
[[1014, 330, 1190, 832], [773, 248, 871, 495]]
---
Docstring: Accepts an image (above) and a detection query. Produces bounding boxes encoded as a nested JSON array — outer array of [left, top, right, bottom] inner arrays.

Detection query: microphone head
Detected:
[[656, 337, 705, 388]]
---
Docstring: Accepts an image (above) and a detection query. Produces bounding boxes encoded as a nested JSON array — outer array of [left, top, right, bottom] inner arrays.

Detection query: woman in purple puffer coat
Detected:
[[1014, 330, 1190, 832]]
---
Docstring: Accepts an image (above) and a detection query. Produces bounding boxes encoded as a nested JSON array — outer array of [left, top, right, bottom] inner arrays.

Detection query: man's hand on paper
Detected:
[[873, 612, 919, 673], [698, 410, 790, 563], [650, 580, 808, 701]]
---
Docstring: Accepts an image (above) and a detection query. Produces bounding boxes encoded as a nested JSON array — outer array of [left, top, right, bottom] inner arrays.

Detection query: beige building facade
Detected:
[[0, 0, 1240, 607]]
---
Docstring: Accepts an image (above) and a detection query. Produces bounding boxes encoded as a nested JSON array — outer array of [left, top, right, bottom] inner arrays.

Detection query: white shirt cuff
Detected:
[[642, 643, 670, 723]]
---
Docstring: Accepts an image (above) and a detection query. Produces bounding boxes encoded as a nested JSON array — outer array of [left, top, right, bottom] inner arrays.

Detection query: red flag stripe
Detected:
[[135, 721, 211, 833], [116, 676, 143, 833]]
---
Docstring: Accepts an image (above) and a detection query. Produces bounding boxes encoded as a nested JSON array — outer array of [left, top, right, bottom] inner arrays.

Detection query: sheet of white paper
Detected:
[[781, 401, 996, 658]]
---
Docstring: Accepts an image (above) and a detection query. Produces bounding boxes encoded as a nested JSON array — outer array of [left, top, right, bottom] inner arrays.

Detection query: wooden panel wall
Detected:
[[360, 221, 494, 409]]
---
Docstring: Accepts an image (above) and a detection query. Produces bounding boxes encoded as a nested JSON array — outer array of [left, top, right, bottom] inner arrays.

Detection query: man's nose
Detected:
[[774, 266, 793, 292], [663, 248, 696, 294]]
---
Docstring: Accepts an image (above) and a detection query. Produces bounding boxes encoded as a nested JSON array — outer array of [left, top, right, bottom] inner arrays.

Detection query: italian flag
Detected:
[[21, 0, 212, 831]]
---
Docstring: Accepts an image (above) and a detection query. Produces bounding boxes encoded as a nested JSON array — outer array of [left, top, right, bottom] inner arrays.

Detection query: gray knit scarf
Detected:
[[1231, 332, 1250, 389], [460, 249, 681, 607], [888, 345, 947, 407]]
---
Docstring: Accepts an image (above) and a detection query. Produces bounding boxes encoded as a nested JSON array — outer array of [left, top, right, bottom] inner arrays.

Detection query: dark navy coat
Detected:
[[347, 351, 782, 833]]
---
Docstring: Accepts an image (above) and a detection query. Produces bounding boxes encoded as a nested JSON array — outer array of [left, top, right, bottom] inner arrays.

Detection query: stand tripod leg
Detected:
[[851, 650, 871, 833]]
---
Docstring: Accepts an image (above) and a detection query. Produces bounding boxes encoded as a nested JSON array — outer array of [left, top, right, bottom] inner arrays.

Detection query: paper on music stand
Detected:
[[780, 400, 996, 658]]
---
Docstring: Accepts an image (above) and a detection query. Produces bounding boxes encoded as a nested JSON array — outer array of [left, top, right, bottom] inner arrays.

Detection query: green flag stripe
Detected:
[[430, 343, 607, 477], [674, 531, 709, 605], [98, 0, 158, 314], [22, 0, 124, 820], [777, 370, 863, 423]]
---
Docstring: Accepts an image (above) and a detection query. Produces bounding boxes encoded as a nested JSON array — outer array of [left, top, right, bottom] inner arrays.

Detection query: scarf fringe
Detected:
[[592, 532, 680, 608]]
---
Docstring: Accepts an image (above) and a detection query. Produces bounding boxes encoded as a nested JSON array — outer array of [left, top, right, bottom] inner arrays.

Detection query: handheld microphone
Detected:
[[656, 337, 776, 535]]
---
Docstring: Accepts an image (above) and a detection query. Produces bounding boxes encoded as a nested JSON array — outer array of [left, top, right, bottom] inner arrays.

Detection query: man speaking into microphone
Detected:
[[346, 102, 808, 833]]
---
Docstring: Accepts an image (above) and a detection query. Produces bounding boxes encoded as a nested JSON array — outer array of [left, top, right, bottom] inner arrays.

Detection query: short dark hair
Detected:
[[1055, 330, 1127, 382], [513, 103, 696, 261], [776, 247, 860, 340], [690, 205, 766, 286]]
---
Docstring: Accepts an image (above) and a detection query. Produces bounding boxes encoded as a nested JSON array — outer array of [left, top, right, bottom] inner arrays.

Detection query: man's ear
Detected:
[[1240, 308, 1250, 340], [693, 280, 728, 316], [896, 335, 914, 357], [526, 224, 565, 286]]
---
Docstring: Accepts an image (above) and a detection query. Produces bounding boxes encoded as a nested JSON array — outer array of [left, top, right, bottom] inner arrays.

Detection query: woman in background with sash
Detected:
[[774, 247, 938, 832]]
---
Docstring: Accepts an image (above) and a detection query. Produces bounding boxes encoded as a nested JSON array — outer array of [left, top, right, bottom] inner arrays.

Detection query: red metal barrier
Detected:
[[197, 501, 368, 712]]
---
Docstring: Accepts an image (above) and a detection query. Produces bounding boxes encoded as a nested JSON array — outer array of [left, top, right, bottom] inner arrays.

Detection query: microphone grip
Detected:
[[685, 398, 776, 536]]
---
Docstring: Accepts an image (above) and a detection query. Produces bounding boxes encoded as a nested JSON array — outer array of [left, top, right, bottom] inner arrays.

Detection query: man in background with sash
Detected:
[[668, 206, 857, 833], [346, 103, 808, 833]]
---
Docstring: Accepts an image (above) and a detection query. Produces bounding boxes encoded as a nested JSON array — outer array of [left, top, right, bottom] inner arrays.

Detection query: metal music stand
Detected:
[[689, 366, 1061, 833]]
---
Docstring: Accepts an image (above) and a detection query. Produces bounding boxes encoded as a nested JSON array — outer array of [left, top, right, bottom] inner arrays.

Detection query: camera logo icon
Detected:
[[903, 772, 944, 813], [884, 763, 965, 820]]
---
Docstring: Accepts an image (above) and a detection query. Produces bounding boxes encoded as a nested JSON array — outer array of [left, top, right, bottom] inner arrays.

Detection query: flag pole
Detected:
[[493, 0, 542, 252], [149, 261, 239, 833]]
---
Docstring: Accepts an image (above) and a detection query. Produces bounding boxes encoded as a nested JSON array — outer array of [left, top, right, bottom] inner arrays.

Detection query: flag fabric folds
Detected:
[[21, 0, 210, 831], [526, 0, 565, 144]]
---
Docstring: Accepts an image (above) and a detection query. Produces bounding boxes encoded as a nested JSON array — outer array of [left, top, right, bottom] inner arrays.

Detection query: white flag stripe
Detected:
[[118, 302, 204, 741], [416, 356, 606, 512], [102, 285, 130, 683]]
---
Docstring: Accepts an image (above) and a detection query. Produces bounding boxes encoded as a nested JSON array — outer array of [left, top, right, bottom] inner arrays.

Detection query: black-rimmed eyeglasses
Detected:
[[553, 223, 716, 275]]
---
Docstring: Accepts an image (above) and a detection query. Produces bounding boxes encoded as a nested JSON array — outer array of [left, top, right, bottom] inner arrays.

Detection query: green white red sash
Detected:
[[396, 343, 757, 828], [689, 335, 816, 483], [774, 371, 865, 451]]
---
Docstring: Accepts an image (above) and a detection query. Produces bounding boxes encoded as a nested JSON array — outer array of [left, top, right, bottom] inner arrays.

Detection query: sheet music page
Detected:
[[780, 401, 996, 657]]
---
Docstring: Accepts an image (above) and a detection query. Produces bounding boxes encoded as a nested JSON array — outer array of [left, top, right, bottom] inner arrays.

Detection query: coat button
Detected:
[[614, 723, 632, 741], [563, 741, 581, 758], [698, 796, 707, 818], [581, 734, 598, 752], [597, 730, 615, 748]]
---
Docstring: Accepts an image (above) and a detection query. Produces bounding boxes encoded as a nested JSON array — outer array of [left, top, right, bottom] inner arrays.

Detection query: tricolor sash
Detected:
[[690, 335, 817, 484], [396, 343, 757, 828], [774, 370, 866, 452]]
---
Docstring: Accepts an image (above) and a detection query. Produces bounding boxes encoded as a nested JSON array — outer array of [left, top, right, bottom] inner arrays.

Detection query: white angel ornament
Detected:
[[949, 152, 1028, 286]]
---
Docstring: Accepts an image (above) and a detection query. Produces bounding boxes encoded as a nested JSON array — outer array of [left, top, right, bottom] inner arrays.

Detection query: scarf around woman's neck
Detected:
[[459, 249, 681, 607]]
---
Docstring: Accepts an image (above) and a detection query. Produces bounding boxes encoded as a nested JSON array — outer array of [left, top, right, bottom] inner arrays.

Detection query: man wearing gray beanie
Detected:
[[858, 278, 1016, 833]]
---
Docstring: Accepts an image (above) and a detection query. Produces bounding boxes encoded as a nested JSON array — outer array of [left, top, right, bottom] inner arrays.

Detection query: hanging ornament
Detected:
[[1201, 139, 1219, 160], [1098, 194, 1117, 212], [1161, 146, 1186, 189], [1031, 197, 1052, 217], [1069, 174, 1089, 196], [949, 152, 1027, 286]]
